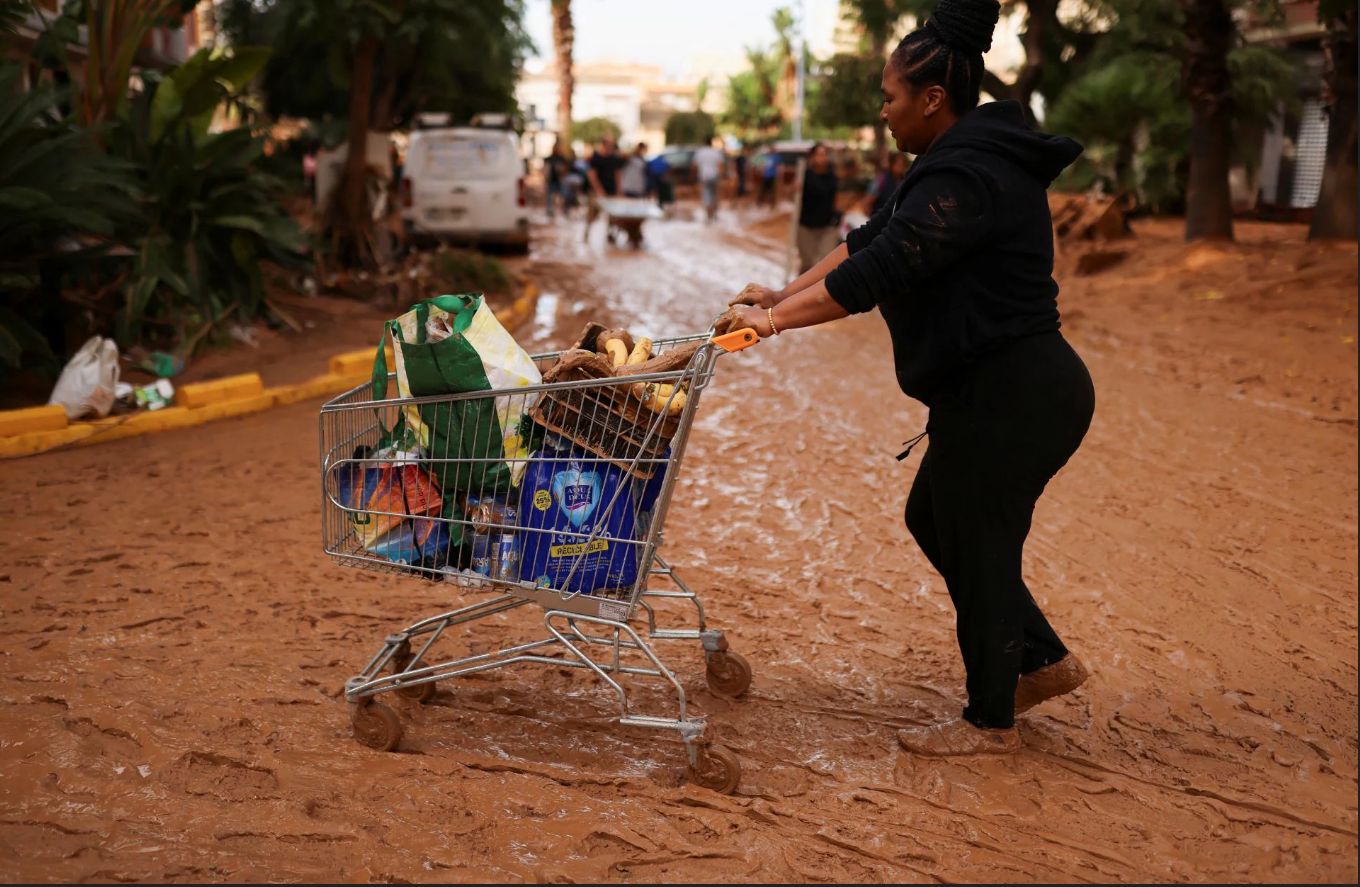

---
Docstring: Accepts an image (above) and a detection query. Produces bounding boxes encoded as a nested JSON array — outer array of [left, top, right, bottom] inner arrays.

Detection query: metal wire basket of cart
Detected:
[[319, 323, 760, 793]]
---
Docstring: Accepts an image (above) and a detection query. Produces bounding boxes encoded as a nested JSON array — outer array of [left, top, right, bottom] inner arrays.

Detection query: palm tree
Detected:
[[1309, 0, 1357, 241], [551, 0, 574, 144], [773, 7, 798, 121], [841, 0, 908, 163], [1180, 0, 1235, 240]]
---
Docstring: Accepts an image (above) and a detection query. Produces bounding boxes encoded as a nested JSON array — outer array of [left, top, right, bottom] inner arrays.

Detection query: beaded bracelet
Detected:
[[767, 306, 781, 336]]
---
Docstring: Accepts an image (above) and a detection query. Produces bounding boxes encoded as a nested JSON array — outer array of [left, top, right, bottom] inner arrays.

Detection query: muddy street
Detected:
[[1, 211, 1356, 882]]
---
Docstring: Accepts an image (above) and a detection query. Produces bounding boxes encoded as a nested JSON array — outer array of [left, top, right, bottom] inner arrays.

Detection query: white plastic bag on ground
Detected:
[[48, 336, 120, 420]]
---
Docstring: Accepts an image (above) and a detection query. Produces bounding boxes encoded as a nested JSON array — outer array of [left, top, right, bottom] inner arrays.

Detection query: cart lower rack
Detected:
[[320, 326, 758, 792]]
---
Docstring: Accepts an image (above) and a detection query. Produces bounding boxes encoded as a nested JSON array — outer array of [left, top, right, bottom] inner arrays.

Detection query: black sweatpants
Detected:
[[905, 331, 1095, 730]]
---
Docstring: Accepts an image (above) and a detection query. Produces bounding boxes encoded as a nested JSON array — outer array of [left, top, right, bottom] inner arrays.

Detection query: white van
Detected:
[[401, 127, 529, 251]]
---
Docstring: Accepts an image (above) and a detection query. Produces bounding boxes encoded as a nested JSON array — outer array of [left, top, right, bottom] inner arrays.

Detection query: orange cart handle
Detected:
[[712, 328, 759, 352]]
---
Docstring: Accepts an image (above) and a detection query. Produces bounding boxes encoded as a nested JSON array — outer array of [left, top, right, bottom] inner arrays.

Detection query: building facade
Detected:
[[516, 59, 722, 159], [1244, 0, 1331, 211], [5, 0, 212, 91]]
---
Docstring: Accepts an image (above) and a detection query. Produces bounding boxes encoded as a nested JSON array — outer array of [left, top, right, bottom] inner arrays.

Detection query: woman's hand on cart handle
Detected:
[[729, 282, 781, 309], [711, 306, 768, 351], [710, 308, 761, 351]]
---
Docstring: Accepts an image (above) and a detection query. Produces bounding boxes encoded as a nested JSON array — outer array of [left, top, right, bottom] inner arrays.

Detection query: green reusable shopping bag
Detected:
[[371, 294, 540, 495]]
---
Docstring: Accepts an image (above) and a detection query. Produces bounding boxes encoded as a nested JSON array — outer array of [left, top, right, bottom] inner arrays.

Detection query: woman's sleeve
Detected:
[[825, 168, 994, 315]]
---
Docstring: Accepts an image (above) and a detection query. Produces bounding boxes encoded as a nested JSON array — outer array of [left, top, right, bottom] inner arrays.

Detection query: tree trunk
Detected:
[[1010, 0, 1057, 122], [1181, 0, 1235, 241], [338, 35, 378, 268], [1002, 0, 1100, 124], [551, 0, 574, 144], [982, 69, 1018, 103], [1310, 7, 1358, 241]]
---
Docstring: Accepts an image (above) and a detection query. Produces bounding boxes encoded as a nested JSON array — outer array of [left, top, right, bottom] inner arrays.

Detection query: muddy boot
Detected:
[[896, 718, 1021, 757], [1015, 653, 1089, 714]]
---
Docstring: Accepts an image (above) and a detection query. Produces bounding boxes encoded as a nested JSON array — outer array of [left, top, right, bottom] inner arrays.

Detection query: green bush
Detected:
[[106, 48, 309, 348], [1046, 38, 1296, 214], [1047, 52, 1188, 211], [573, 117, 621, 145], [430, 249, 512, 297], [665, 111, 715, 146], [0, 64, 139, 370]]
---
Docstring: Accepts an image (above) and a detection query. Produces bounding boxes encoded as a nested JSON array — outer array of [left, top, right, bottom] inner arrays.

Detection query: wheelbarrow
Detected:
[[598, 198, 664, 249]]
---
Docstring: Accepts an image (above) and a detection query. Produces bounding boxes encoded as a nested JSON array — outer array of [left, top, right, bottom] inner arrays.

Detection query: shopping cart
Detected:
[[320, 325, 760, 793]]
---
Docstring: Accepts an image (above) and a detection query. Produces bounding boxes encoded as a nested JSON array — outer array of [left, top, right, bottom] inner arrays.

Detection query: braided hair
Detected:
[[888, 0, 1000, 113]]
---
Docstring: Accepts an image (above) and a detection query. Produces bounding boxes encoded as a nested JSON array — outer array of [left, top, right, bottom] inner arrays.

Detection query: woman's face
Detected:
[[880, 64, 947, 155], [809, 145, 830, 171]]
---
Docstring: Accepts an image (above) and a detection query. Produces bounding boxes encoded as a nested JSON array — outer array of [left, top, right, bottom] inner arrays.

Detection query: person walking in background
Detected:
[[544, 139, 571, 219], [860, 151, 911, 217], [620, 142, 649, 198], [734, 145, 750, 200], [758, 151, 779, 206], [649, 151, 675, 215], [566, 154, 586, 212], [389, 142, 403, 200], [302, 146, 318, 205], [721, 0, 1094, 758], [796, 142, 840, 273], [584, 137, 623, 241], [694, 136, 725, 222], [586, 136, 623, 198]]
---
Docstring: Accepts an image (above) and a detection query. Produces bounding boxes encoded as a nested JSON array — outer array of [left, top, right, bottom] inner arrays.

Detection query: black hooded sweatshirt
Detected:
[[824, 101, 1082, 405]]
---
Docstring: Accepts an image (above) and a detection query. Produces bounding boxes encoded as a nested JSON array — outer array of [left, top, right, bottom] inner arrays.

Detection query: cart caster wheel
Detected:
[[688, 743, 741, 794], [395, 677, 436, 703], [705, 650, 752, 698], [351, 701, 402, 752], [391, 653, 437, 703]]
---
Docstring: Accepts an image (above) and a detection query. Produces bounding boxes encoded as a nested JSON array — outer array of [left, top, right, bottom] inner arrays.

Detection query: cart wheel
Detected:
[[705, 650, 752, 698], [687, 743, 741, 794], [351, 700, 402, 752], [395, 677, 436, 703], [391, 652, 437, 703]]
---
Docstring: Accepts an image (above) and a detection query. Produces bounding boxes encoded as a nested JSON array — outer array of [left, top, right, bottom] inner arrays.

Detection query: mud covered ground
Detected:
[[1, 206, 1356, 882]]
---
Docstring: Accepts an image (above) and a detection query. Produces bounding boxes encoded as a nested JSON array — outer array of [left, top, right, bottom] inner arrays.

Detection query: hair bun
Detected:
[[929, 0, 1001, 55]]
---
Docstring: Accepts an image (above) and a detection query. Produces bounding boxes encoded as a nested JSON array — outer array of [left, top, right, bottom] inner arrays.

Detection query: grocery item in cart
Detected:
[[467, 495, 520, 580], [530, 331, 690, 479], [634, 444, 670, 536], [518, 435, 639, 594], [411, 511, 457, 568], [372, 294, 541, 492], [334, 449, 444, 561]]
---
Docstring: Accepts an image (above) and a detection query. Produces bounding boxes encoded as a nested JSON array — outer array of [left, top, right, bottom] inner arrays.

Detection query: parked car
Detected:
[[650, 146, 700, 186], [401, 126, 529, 252]]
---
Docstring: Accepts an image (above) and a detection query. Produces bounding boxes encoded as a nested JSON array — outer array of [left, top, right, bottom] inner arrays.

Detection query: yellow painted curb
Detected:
[[272, 372, 368, 406], [330, 347, 391, 377], [0, 404, 67, 436], [497, 278, 540, 334], [0, 275, 541, 459], [176, 373, 264, 409], [0, 425, 96, 457]]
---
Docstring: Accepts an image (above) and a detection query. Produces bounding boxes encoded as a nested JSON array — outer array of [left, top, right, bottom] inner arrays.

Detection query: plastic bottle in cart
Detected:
[[469, 499, 494, 575], [491, 503, 519, 581]]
